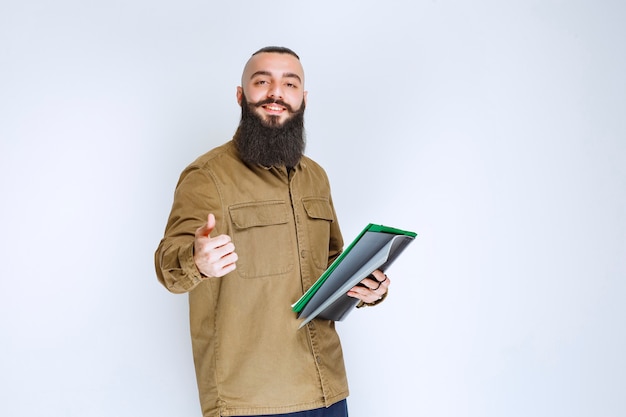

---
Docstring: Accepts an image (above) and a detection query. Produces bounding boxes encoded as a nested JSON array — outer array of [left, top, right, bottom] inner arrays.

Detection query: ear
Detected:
[[236, 86, 243, 106], [303, 90, 308, 106]]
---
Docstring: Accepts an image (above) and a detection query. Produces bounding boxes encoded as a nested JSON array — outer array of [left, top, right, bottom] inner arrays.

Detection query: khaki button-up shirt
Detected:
[[155, 141, 348, 417]]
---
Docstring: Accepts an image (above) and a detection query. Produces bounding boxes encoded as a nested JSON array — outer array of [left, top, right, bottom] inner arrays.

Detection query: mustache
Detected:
[[250, 98, 296, 113]]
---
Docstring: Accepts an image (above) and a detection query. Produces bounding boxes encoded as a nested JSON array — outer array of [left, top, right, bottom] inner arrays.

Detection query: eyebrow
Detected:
[[250, 70, 302, 83]]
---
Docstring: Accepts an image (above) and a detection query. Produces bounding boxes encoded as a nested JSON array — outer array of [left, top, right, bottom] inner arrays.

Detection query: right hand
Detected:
[[193, 213, 238, 278]]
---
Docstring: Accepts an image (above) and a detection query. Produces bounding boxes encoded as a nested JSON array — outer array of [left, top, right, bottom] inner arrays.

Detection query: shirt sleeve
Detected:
[[154, 165, 223, 294]]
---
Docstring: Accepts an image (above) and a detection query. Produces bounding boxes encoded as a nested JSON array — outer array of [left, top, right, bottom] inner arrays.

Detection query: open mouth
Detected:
[[262, 103, 286, 114]]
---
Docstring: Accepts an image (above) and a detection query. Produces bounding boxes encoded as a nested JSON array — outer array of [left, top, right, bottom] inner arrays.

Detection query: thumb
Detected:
[[196, 213, 216, 238]]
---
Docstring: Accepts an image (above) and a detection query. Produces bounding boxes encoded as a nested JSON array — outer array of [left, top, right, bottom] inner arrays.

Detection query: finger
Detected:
[[349, 272, 390, 301], [349, 283, 377, 298], [208, 234, 233, 250], [216, 261, 237, 277], [374, 276, 390, 295], [378, 274, 390, 289], [371, 270, 387, 282], [207, 213, 216, 231], [199, 247, 238, 278], [364, 277, 389, 297], [359, 275, 385, 290], [347, 286, 381, 303], [195, 213, 216, 238], [209, 240, 236, 259], [214, 251, 239, 273], [195, 236, 234, 261]]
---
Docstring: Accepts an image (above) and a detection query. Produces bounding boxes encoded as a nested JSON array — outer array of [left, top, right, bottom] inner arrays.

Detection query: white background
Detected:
[[1, 1, 625, 416]]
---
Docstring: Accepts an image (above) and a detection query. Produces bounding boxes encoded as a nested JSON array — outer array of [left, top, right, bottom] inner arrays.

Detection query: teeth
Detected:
[[266, 105, 283, 111]]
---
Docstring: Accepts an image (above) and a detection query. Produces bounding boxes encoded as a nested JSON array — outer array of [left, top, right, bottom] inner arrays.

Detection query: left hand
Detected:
[[347, 269, 390, 304]]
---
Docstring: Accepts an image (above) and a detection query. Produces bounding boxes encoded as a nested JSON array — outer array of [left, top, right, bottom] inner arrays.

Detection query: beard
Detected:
[[234, 92, 306, 168]]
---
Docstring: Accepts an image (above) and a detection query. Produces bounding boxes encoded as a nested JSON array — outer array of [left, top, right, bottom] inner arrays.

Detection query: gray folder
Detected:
[[292, 224, 416, 328]]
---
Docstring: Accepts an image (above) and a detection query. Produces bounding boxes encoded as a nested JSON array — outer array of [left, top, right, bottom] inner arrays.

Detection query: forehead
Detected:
[[241, 52, 305, 84]]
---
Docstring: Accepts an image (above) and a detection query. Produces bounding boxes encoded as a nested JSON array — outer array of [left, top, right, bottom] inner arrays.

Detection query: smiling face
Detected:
[[236, 52, 307, 126]]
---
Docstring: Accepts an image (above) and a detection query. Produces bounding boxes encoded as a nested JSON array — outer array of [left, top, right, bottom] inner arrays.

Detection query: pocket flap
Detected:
[[302, 197, 334, 221], [229, 201, 289, 229]]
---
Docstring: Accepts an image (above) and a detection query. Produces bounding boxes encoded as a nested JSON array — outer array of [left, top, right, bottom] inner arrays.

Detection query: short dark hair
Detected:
[[252, 46, 300, 60]]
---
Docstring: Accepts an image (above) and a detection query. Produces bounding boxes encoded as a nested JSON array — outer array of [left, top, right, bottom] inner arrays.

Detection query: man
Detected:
[[155, 46, 390, 417]]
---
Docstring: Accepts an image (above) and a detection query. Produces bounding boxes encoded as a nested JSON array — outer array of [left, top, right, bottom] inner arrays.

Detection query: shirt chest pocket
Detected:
[[229, 201, 295, 278], [302, 197, 335, 270]]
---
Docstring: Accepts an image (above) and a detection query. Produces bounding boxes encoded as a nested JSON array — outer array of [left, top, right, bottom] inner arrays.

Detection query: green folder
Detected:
[[292, 223, 417, 328]]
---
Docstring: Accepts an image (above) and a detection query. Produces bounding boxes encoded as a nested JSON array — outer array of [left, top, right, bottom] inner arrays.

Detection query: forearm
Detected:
[[155, 236, 204, 294], [155, 165, 219, 293]]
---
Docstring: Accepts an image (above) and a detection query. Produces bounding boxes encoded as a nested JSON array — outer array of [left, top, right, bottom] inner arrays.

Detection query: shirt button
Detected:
[[316, 356, 322, 364], [300, 250, 307, 258]]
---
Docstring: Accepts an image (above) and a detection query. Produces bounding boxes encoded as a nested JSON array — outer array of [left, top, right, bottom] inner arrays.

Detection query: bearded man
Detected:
[[155, 46, 390, 417]]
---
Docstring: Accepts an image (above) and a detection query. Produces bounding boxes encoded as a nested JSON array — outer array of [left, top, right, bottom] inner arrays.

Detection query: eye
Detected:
[[255, 80, 268, 85], [285, 82, 298, 89]]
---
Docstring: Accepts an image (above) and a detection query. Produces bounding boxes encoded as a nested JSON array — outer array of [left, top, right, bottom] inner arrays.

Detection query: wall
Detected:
[[1, 1, 624, 416]]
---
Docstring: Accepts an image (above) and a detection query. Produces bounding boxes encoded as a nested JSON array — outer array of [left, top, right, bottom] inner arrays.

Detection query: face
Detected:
[[237, 52, 307, 126]]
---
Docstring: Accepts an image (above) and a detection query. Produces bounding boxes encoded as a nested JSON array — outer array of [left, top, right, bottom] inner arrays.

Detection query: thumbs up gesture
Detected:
[[193, 213, 238, 278]]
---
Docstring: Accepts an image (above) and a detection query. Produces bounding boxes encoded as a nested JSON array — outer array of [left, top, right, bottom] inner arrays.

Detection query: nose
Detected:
[[268, 84, 283, 100]]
